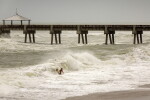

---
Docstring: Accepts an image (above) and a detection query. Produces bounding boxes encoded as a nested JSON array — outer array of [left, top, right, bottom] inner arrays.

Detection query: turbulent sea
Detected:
[[0, 31, 150, 100]]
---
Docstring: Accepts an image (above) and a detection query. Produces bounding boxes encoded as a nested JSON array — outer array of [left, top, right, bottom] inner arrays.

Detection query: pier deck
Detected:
[[0, 25, 150, 44], [1, 25, 150, 30]]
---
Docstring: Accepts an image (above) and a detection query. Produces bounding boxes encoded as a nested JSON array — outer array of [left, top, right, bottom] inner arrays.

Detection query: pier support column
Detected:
[[78, 34, 80, 43], [85, 32, 88, 44], [104, 28, 115, 45], [32, 33, 35, 43], [81, 33, 84, 44], [51, 33, 54, 44], [23, 30, 36, 43], [50, 30, 61, 45], [54, 33, 58, 44], [132, 30, 143, 44], [108, 34, 112, 44], [59, 33, 61, 44], [112, 32, 115, 44], [105, 33, 108, 45], [77, 31, 88, 44], [24, 32, 27, 43], [29, 33, 32, 43], [139, 33, 143, 44]]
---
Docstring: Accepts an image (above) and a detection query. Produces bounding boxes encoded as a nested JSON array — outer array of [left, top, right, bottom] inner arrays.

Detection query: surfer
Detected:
[[56, 68, 64, 75]]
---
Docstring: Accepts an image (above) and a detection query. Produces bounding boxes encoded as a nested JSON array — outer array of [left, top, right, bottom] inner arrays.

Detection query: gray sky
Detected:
[[0, 0, 150, 25]]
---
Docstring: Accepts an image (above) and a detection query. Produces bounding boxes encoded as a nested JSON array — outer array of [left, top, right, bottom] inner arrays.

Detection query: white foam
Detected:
[[0, 31, 150, 100], [0, 84, 16, 96], [1, 50, 150, 100], [58, 52, 101, 71]]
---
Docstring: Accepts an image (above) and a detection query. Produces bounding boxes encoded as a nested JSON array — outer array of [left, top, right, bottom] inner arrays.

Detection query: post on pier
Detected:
[[50, 26, 62, 45], [77, 25, 88, 44], [24, 26, 36, 43], [139, 31, 143, 44], [29, 33, 32, 43], [78, 31, 88, 44], [24, 31, 36, 43], [104, 26, 108, 45], [111, 31, 115, 44], [82, 31, 88, 44], [59, 33, 61, 44], [136, 30, 143, 44], [77, 25, 81, 44], [81, 33, 84, 44], [85, 32, 88, 44], [55, 30, 61, 44], [108, 33, 112, 44], [110, 30, 115, 44], [133, 26, 136, 44], [132, 26, 143, 44], [78, 34, 81, 43], [24, 25, 27, 43], [50, 25, 54, 44], [104, 26, 115, 45]]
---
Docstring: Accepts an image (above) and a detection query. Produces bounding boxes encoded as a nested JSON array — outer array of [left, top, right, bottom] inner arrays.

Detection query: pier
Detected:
[[0, 11, 149, 45], [0, 25, 150, 44]]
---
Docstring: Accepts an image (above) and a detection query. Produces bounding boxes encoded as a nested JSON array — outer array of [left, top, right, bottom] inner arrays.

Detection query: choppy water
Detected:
[[0, 31, 150, 100]]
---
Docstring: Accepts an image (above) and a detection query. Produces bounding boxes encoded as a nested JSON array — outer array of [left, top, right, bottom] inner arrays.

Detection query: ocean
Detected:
[[0, 31, 150, 100]]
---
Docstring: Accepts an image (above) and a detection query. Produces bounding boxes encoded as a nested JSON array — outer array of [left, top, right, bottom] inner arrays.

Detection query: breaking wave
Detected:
[[0, 31, 150, 100]]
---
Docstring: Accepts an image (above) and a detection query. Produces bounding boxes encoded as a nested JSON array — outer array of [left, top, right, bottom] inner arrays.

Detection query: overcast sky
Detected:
[[0, 0, 150, 25]]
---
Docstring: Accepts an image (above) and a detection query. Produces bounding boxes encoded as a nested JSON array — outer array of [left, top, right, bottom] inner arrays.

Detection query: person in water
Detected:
[[56, 68, 64, 75]]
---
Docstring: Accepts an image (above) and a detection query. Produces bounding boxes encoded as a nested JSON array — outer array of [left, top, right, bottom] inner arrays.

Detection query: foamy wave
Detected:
[[58, 52, 101, 71], [0, 52, 102, 99], [21, 52, 101, 77], [1, 49, 150, 99], [0, 38, 67, 53], [1, 31, 150, 99], [124, 44, 150, 64], [0, 83, 18, 96]]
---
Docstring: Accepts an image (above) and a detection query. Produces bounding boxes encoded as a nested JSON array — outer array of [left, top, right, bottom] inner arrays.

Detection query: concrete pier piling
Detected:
[[81, 33, 84, 44], [29, 33, 32, 43], [32, 33, 35, 43], [77, 25, 81, 44], [50, 30, 61, 44], [85, 32, 88, 44], [140, 33, 143, 44], [78, 34, 80, 43], [24, 30, 36, 43], [105, 32, 115, 45], [77, 25, 88, 44], [105, 26, 115, 45], [77, 31, 88, 44], [133, 26, 143, 44]]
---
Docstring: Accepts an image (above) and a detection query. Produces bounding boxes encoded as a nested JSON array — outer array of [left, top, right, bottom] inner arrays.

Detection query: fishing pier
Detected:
[[0, 12, 150, 45], [0, 24, 150, 44]]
